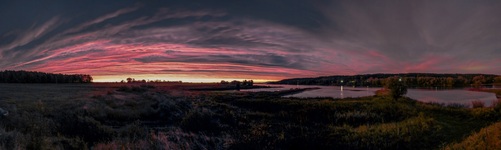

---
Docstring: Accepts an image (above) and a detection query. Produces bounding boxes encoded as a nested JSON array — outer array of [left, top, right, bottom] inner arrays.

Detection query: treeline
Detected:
[[0, 70, 92, 83], [272, 73, 501, 88], [220, 80, 254, 86]]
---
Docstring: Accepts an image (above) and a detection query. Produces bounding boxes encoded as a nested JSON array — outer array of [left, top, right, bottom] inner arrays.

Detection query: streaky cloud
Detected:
[[1, 1, 501, 81]]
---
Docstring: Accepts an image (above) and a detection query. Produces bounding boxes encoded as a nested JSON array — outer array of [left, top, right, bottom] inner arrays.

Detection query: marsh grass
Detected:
[[445, 122, 501, 150], [0, 83, 499, 149], [329, 113, 441, 149]]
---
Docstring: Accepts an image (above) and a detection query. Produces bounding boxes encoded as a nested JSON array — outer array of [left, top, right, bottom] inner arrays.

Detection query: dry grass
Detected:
[[93, 128, 232, 150], [445, 122, 501, 150], [330, 113, 441, 149]]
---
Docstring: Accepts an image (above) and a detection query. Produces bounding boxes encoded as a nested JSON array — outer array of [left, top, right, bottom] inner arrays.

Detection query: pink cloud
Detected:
[[3, 3, 500, 83], [402, 55, 448, 73]]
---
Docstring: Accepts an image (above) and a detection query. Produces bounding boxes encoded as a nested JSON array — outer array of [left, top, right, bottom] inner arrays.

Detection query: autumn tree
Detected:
[[385, 77, 408, 100], [472, 75, 486, 88], [494, 76, 501, 86], [446, 77, 454, 88]]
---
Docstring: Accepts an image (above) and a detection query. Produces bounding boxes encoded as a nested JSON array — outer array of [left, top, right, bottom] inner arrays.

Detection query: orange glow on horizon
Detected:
[[92, 74, 278, 83]]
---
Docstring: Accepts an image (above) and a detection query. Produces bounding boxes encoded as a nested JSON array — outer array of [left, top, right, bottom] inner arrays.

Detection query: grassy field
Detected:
[[0, 83, 500, 149]]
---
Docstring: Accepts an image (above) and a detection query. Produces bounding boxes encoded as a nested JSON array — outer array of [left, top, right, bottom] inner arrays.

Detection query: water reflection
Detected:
[[406, 89, 497, 106], [244, 84, 498, 106]]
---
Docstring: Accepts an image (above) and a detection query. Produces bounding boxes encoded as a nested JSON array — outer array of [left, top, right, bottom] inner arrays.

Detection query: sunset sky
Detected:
[[1, 0, 501, 82]]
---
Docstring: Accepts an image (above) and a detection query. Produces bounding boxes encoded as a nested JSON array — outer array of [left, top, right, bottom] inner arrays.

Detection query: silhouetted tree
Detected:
[[385, 77, 407, 101], [221, 80, 229, 84], [236, 82, 241, 91], [0, 70, 92, 83]]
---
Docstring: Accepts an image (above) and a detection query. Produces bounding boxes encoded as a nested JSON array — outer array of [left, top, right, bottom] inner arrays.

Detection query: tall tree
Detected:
[[385, 77, 408, 101]]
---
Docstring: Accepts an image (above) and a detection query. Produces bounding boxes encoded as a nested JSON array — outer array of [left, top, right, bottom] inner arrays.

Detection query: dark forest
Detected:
[[0, 70, 92, 83]]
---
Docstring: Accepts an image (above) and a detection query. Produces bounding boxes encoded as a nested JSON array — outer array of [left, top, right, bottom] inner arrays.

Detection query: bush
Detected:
[[117, 85, 131, 92], [94, 129, 230, 150], [131, 86, 148, 92], [470, 108, 499, 121], [140, 84, 155, 89], [384, 77, 407, 100], [0, 128, 26, 149], [0, 127, 87, 150], [445, 121, 501, 149], [329, 113, 441, 149], [471, 100, 485, 108], [180, 108, 223, 134], [58, 116, 115, 145], [117, 85, 148, 92], [492, 99, 501, 112]]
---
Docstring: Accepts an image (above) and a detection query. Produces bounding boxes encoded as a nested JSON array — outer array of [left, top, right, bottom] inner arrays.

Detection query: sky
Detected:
[[1, 0, 501, 82]]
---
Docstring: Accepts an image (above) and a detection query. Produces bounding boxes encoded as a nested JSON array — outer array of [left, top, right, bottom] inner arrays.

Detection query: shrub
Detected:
[[117, 85, 148, 92], [130, 86, 148, 92], [95, 129, 230, 150], [445, 122, 501, 149], [384, 77, 407, 100], [471, 100, 485, 108], [180, 108, 223, 134], [375, 89, 390, 97], [58, 116, 115, 145], [140, 84, 155, 89], [470, 108, 499, 121], [492, 99, 501, 112], [117, 85, 131, 92], [0, 128, 26, 149], [329, 113, 441, 149], [0, 127, 87, 150]]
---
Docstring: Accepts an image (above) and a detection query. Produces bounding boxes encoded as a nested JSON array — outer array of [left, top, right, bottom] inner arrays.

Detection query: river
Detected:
[[243, 84, 498, 106]]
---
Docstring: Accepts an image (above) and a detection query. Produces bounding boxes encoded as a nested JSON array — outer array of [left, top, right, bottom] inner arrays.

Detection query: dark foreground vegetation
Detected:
[[0, 83, 500, 149], [0, 70, 92, 83], [273, 73, 501, 88]]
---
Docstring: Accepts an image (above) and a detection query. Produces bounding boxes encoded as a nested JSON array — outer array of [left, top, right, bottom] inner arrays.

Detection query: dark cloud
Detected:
[[319, 0, 501, 72], [134, 53, 306, 70], [161, 69, 300, 77]]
